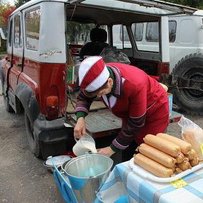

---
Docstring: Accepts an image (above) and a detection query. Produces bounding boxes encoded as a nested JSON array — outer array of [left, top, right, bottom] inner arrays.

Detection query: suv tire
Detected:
[[4, 96, 14, 113], [172, 53, 203, 115], [2, 82, 14, 113], [25, 112, 41, 158]]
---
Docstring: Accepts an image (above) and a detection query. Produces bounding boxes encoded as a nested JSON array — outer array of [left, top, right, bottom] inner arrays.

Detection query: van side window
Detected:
[[146, 22, 159, 42], [14, 15, 22, 48], [135, 21, 176, 43], [120, 25, 129, 41], [25, 8, 40, 51], [133, 23, 144, 41], [112, 25, 132, 49], [169, 20, 176, 43]]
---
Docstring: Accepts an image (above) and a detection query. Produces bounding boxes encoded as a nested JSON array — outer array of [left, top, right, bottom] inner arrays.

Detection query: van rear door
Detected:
[[6, 12, 24, 111]]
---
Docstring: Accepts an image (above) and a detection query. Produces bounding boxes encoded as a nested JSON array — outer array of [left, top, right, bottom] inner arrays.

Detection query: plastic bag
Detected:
[[178, 116, 203, 160]]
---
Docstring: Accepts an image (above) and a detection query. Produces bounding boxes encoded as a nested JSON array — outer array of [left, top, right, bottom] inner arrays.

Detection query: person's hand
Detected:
[[74, 117, 86, 139], [97, 146, 115, 157]]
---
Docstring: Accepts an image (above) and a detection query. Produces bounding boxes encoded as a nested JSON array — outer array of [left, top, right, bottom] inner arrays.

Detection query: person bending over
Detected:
[[74, 56, 169, 161]]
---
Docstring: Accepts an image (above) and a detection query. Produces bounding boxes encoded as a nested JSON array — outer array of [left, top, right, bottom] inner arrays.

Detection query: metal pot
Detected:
[[62, 153, 113, 203]]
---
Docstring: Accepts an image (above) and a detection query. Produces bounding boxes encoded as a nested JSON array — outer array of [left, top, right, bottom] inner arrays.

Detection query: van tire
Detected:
[[2, 82, 14, 113], [3, 95, 14, 113], [25, 112, 41, 158], [172, 53, 203, 115]]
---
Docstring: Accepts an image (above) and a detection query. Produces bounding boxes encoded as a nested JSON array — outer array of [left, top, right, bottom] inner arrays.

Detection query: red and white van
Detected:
[[1, 0, 193, 159]]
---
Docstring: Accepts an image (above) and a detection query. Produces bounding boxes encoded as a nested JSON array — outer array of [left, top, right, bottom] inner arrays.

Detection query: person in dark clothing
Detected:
[[79, 27, 109, 59]]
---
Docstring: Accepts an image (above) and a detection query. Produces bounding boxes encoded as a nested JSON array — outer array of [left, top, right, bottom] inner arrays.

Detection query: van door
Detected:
[[9, 13, 23, 92], [7, 12, 24, 110]]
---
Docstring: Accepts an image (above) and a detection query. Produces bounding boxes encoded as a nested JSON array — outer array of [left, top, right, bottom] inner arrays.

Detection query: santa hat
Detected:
[[79, 56, 110, 92]]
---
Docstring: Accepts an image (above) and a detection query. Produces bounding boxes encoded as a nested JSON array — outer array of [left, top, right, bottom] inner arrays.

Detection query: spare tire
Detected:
[[172, 53, 203, 115]]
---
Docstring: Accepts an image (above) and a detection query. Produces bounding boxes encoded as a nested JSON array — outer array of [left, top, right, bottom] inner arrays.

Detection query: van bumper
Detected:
[[33, 116, 74, 159]]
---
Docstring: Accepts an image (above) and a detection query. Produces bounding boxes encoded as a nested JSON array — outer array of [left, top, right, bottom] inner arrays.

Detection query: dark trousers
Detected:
[[111, 140, 138, 165], [121, 141, 138, 162]]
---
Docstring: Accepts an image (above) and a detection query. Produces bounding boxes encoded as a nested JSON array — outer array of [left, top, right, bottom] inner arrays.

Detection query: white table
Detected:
[[97, 160, 203, 203]]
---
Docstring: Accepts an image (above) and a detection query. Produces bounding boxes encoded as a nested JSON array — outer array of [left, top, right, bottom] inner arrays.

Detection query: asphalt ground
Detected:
[[0, 94, 203, 203]]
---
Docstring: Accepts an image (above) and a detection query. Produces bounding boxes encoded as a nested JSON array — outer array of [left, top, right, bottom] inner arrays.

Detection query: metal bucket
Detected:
[[62, 153, 113, 203]]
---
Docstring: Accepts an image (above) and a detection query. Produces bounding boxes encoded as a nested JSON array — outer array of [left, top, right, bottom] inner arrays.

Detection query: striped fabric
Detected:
[[97, 161, 203, 203]]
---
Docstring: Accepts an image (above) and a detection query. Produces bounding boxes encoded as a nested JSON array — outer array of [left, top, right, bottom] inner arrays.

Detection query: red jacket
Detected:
[[76, 63, 169, 151], [103, 63, 166, 118]]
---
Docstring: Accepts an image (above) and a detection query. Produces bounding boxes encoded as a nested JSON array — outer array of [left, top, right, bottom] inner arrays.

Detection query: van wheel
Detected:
[[2, 83, 14, 113], [3, 95, 14, 113], [172, 53, 203, 115], [25, 112, 41, 158]]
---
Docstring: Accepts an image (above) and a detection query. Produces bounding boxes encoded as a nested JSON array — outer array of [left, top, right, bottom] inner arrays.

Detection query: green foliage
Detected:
[[0, 3, 16, 27], [0, 39, 6, 52], [0, 3, 15, 52], [15, 0, 30, 8]]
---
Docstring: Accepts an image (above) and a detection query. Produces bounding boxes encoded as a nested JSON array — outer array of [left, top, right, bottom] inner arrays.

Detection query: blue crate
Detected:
[[52, 161, 77, 203]]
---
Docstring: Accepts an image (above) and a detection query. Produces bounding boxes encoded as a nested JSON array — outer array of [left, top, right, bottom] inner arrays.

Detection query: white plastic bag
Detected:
[[178, 116, 203, 160]]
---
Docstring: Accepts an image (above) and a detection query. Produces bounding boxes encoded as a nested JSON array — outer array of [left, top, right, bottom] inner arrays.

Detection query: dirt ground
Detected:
[[0, 95, 64, 203], [0, 93, 203, 203]]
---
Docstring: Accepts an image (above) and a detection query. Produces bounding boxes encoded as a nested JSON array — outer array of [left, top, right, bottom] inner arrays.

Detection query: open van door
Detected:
[[2, 12, 24, 113]]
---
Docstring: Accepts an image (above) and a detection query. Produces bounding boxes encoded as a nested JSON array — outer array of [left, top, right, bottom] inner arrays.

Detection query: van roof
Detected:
[[11, 0, 197, 18], [193, 10, 203, 15]]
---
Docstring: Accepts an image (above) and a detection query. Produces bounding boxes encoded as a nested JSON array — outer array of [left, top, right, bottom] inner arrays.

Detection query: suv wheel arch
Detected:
[[24, 112, 41, 157], [16, 83, 41, 157]]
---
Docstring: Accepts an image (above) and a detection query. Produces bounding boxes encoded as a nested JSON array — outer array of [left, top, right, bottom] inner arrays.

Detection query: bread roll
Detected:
[[138, 143, 176, 168], [157, 133, 192, 154], [177, 160, 192, 171], [143, 134, 181, 157], [175, 167, 183, 174], [190, 156, 199, 167], [175, 152, 185, 163], [186, 149, 198, 160], [134, 153, 173, 178]]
